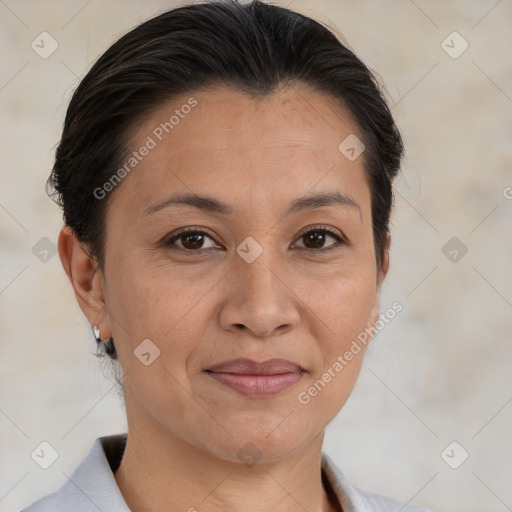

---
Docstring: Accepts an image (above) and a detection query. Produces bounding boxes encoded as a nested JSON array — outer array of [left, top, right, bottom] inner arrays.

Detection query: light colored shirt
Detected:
[[21, 433, 430, 511]]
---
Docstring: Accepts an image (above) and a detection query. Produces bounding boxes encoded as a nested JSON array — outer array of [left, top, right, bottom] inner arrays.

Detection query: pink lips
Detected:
[[205, 358, 305, 398]]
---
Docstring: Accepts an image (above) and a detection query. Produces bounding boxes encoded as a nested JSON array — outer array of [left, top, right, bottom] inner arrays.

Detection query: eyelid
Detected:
[[295, 224, 347, 242]]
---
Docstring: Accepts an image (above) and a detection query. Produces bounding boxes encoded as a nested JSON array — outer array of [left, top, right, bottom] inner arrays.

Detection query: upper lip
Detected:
[[206, 358, 304, 375]]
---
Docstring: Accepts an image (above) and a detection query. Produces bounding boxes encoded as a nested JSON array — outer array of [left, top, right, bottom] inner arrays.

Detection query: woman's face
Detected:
[[97, 85, 387, 461]]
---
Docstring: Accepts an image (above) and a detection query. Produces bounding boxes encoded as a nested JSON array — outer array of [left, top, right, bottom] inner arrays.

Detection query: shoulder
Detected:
[[321, 451, 432, 512], [19, 470, 111, 512], [354, 487, 431, 511], [20, 492, 60, 512], [20, 433, 129, 512]]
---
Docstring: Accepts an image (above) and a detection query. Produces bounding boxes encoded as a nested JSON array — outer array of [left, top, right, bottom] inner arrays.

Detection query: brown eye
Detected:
[[180, 232, 206, 250], [295, 228, 345, 250], [165, 230, 218, 251]]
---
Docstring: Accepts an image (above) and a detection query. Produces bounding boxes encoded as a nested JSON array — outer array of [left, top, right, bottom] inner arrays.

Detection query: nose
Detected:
[[218, 249, 301, 338]]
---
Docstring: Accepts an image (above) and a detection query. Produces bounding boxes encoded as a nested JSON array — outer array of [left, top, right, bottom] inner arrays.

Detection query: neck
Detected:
[[113, 392, 340, 512]]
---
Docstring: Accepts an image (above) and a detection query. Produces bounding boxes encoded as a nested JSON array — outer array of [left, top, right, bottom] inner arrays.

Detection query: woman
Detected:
[[22, 1, 429, 510]]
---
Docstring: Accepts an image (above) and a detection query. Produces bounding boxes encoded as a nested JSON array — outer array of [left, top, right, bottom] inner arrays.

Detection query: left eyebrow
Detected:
[[283, 190, 361, 219], [143, 190, 361, 220]]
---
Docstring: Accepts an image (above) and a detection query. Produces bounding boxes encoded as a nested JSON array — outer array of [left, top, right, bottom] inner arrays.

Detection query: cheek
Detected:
[[296, 349, 364, 429], [292, 264, 376, 415], [106, 256, 212, 342], [106, 263, 210, 421], [296, 262, 377, 346]]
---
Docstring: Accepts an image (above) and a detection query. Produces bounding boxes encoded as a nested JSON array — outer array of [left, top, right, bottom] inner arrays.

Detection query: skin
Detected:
[[59, 84, 389, 512]]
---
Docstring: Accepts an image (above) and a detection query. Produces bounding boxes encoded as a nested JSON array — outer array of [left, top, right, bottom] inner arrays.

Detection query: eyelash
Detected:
[[163, 225, 348, 254]]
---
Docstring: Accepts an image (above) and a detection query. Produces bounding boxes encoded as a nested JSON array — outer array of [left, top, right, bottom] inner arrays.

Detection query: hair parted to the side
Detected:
[[48, 0, 404, 366]]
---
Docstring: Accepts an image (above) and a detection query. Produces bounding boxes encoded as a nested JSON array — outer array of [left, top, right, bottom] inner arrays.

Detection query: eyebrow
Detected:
[[143, 190, 361, 218]]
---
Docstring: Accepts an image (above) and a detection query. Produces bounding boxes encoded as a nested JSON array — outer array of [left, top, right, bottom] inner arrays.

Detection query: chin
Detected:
[[197, 423, 318, 466]]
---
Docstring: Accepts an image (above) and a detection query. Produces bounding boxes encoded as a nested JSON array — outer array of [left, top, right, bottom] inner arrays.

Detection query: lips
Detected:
[[204, 358, 305, 398], [206, 358, 304, 375]]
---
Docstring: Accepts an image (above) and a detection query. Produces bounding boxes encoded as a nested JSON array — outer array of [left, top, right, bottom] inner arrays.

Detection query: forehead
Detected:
[[111, 85, 370, 216], [138, 85, 359, 152]]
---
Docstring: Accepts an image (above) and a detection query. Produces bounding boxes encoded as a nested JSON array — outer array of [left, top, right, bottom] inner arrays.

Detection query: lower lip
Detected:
[[205, 371, 304, 398]]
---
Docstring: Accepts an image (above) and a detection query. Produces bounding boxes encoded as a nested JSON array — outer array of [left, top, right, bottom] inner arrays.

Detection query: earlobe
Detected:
[[58, 226, 111, 336]]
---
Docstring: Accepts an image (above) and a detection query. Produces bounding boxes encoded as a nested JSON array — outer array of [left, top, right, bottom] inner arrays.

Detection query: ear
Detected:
[[58, 225, 112, 339], [368, 232, 390, 328]]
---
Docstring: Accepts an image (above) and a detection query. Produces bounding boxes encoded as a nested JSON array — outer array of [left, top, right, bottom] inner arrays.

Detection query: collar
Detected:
[[23, 433, 427, 512]]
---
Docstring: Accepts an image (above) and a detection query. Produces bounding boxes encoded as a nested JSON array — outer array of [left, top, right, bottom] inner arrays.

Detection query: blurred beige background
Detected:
[[1, 1, 511, 511]]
